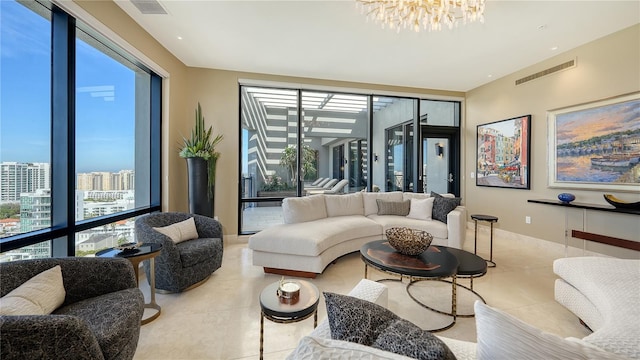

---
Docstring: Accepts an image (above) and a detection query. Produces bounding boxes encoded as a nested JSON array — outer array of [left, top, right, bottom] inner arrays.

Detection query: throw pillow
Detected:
[[377, 199, 411, 216], [282, 195, 328, 224], [363, 192, 403, 216], [430, 192, 461, 223], [407, 197, 435, 221], [153, 217, 199, 243], [325, 192, 364, 217], [0, 265, 66, 316], [324, 292, 456, 360], [373, 319, 457, 360], [474, 301, 627, 360]]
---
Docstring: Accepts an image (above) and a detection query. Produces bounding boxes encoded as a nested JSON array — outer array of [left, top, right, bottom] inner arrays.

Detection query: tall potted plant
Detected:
[[179, 103, 223, 217]]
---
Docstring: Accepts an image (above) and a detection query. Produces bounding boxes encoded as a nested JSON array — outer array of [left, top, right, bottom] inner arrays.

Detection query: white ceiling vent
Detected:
[[515, 58, 576, 86], [130, 0, 168, 15]]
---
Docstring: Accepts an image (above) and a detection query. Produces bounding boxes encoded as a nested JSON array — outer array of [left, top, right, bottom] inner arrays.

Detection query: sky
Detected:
[[1, 0, 138, 173], [555, 99, 640, 145]]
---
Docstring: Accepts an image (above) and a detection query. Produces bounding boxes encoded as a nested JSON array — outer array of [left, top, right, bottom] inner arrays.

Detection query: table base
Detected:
[[260, 310, 317, 360], [364, 263, 457, 332], [407, 276, 486, 319]]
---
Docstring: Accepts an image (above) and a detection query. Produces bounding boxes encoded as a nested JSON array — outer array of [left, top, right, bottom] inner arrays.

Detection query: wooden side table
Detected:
[[470, 214, 498, 267], [259, 280, 319, 359], [96, 243, 163, 324]]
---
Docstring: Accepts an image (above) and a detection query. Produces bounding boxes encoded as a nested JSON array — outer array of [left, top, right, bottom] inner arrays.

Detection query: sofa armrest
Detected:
[[0, 315, 105, 360], [447, 206, 467, 249], [192, 214, 223, 241], [446, 205, 467, 249]]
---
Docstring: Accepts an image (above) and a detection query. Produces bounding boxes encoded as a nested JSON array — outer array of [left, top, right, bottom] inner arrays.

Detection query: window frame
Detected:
[[0, 1, 161, 256]]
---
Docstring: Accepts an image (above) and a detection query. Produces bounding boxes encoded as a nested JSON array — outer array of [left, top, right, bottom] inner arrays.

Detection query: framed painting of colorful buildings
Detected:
[[547, 92, 640, 192], [476, 115, 531, 189]]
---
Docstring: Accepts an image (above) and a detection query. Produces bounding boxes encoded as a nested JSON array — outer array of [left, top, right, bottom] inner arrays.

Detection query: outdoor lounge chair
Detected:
[[306, 179, 349, 195]]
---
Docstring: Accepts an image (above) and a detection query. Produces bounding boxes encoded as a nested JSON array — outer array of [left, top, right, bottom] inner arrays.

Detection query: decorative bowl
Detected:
[[557, 193, 576, 203], [385, 227, 433, 256], [116, 242, 142, 251], [603, 194, 640, 210]]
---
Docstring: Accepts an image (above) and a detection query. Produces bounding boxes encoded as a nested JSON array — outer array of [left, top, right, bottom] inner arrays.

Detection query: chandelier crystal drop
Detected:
[[356, 0, 485, 33]]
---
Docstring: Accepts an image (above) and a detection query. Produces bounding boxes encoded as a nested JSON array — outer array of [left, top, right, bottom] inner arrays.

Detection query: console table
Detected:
[[527, 199, 639, 255]]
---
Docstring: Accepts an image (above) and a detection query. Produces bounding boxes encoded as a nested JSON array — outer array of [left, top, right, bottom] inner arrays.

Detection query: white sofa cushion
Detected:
[[325, 192, 364, 217], [475, 301, 627, 360], [283, 195, 327, 224], [407, 197, 435, 221], [554, 257, 640, 359], [249, 215, 381, 257], [368, 214, 448, 240], [363, 192, 403, 216], [287, 336, 414, 360], [402, 192, 432, 201]]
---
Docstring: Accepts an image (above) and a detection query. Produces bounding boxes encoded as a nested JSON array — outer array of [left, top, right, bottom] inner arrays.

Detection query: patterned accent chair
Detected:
[[135, 212, 223, 293], [0, 257, 144, 360]]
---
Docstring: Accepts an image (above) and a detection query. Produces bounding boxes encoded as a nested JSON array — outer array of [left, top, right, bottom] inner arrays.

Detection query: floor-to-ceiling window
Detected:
[[0, 0, 161, 260], [239, 85, 460, 234]]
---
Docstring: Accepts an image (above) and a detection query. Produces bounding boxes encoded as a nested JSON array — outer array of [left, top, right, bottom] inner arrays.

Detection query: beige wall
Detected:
[[465, 24, 640, 258]]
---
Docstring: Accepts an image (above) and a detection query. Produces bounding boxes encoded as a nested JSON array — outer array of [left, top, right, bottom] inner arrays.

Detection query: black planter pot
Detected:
[[186, 157, 214, 217]]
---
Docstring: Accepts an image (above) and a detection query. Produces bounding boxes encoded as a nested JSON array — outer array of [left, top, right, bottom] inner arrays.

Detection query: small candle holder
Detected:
[[276, 277, 300, 305]]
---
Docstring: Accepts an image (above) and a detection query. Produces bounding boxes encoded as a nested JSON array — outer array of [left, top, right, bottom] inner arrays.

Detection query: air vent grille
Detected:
[[516, 59, 576, 85], [130, 0, 167, 15]]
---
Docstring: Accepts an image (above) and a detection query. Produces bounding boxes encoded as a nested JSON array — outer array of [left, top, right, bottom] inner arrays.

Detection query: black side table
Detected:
[[470, 214, 498, 267], [259, 280, 319, 359]]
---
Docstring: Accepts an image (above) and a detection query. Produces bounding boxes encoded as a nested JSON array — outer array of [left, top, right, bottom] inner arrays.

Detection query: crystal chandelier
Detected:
[[356, 0, 485, 32]]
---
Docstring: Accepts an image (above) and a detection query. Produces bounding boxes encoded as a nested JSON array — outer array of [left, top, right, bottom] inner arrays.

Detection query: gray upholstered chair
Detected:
[[0, 257, 144, 360], [135, 212, 223, 293]]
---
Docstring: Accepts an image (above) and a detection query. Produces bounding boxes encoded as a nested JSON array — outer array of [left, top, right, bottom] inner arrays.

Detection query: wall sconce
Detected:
[[436, 143, 444, 158]]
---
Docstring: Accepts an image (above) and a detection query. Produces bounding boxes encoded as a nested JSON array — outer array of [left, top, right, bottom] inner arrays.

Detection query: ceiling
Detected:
[[114, 0, 640, 92]]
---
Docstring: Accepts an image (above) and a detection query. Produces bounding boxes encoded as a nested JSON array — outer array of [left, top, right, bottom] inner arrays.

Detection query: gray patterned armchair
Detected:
[[0, 257, 144, 360], [135, 212, 223, 293]]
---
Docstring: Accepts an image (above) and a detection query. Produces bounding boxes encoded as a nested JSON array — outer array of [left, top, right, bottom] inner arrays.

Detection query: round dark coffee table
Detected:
[[259, 280, 319, 359], [360, 240, 459, 331]]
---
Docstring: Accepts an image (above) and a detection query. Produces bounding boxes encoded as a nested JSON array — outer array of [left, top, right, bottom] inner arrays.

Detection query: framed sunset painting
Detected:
[[547, 92, 640, 192]]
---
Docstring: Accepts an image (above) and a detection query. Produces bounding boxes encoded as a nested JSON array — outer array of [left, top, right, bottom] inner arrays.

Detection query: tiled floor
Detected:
[[133, 228, 591, 359]]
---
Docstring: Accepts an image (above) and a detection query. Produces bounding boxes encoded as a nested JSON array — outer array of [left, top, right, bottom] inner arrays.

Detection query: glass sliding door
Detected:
[[239, 85, 462, 234], [348, 140, 367, 192], [372, 97, 417, 192], [419, 99, 461, 195], [301, 91, 368, 195], [240, 87, 299, 233], [423, 136, 451, 194]]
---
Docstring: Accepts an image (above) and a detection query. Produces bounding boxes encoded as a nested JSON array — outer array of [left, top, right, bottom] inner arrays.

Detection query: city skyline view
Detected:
[[1, 0, 138, 173]]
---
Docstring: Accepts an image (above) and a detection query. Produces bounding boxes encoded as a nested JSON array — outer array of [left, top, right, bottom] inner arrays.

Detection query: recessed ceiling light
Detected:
[[177, 36, 183, 40], [537, 25, 547, 31], [550, 46, 559, 51], [487, 74, 493, 78]]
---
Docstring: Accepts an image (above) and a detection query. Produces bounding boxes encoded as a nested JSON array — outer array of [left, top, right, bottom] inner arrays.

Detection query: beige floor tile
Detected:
[[134, 230, 590, 360]]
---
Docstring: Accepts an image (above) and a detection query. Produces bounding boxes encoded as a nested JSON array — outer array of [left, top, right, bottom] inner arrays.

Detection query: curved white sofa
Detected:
[[554, 256, 640, 359], [248, 191, 466, 278]]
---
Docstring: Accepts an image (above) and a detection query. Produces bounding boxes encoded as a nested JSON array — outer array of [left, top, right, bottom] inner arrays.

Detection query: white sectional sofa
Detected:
[[248, 191, 466, 278], [554, 256, 640, 359]]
